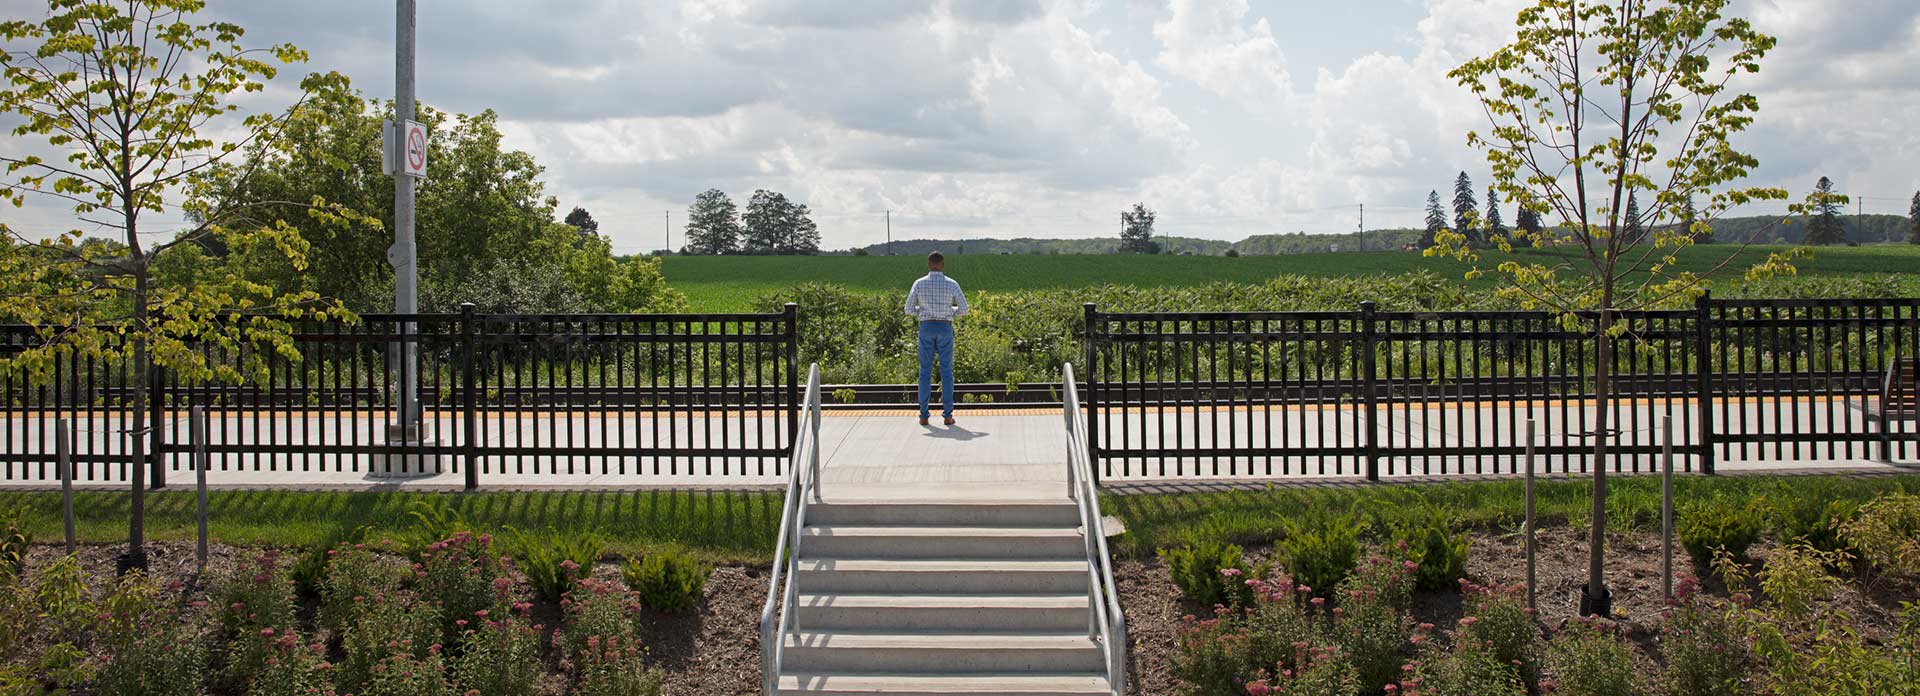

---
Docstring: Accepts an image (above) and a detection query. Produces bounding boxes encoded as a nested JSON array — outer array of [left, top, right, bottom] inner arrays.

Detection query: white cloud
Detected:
[[1151, 0, 1296, 110]]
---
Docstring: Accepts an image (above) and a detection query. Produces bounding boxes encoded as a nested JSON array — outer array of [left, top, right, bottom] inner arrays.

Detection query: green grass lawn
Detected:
[[0, 489, 781, 565], [664, 244, 1920, 311]]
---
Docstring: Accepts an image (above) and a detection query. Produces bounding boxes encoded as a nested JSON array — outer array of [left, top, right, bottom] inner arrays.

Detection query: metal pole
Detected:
[[388, 0, 422, 443], [1662, 413, 1674, 602], [58, 419, 75, 555], [193, 406, 209, 568], [886, 210, 891, 256], [1525, 417, 1536, 612], [1360, 301, 1379, 481]]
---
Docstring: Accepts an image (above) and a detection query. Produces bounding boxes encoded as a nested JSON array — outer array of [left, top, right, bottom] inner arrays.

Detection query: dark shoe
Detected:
[[918, 417, 930, 426], [943, 416, 956, 426]]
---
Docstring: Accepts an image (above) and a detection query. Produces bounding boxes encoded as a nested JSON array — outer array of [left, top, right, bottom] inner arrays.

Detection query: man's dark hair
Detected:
[[927, 251, 944, 265]]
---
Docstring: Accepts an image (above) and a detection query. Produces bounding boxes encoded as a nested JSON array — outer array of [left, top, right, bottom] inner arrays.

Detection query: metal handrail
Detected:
[[1063, 363, 1127, 695], [760, 363, 823, 694]]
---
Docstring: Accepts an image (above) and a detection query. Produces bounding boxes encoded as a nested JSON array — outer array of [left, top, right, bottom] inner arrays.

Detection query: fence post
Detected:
[[1083, 303, 1100, 484], [1360, 301, 1379, 482], [784, 303, 800, 456], [149, 360, 166, 489], [461, 303, 479, 491], [1694, 291, 1716, 475]]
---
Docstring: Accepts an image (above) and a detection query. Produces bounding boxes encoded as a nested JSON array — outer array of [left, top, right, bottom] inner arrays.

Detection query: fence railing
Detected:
[[2, 304, 800, 486], [1083, 296, 1920, 480]]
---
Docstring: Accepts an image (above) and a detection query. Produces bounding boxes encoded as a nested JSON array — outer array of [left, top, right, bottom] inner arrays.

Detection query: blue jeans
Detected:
[[917, 321, 954, 419]]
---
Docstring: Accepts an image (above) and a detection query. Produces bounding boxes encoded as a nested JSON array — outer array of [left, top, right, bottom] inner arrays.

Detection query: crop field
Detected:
[[663, 244, 1920, 311]]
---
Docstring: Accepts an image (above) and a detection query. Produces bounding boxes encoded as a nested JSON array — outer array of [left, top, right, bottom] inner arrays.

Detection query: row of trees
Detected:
[[680, 189, 821, 255]]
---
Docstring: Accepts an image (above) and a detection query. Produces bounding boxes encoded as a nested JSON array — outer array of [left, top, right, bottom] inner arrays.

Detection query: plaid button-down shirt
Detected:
[[904, 272, 969, 322]]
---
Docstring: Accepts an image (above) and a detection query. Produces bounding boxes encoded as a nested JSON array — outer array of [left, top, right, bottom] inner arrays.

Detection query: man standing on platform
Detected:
[[904, 251, 968, 426]]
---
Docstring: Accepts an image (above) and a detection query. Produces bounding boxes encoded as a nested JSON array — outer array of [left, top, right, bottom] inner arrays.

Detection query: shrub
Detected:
[[1331, 561, 1414, 693], [1758, 542, 1845, 623], [451, 604, 544, 696], [416, 531, 508, 644], [318, 540, 409, 635], [0, 578, 31, 661], [1158, 540, 1249, 608], [511, 527, 603, 604], [563, 578, 641, 660], [0, 510, 27, 580], [573, 632, 665, 696], [1458, 580, 1540, 686], [1660, 580, 1750, 696], [1398, 625, 1526, 696], [1390, 513, 1470, 592], [32, 554, 93, 644], [336, 593, 442, 693], [1678, 495, 1764, 567], [1343, 554, 1416, 610], [241, 632, 336, 696], [1546, 619, 1639, 696], [624, 547, 711, 613], [95, 573, 206, 696], [1279, 516, 1359, 597], [1236, 574, 1321, 678], [1840, 492, 1920, 576], [1771, 493, 1858, 557], [289, 542, 331, 599]]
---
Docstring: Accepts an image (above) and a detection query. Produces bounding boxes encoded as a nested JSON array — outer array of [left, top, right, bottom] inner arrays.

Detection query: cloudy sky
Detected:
[[6, 0, 1919, 253]]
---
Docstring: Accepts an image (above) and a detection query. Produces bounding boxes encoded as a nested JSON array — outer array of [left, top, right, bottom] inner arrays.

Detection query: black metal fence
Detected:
[[2, 305, 799, 486], [1084, 296, 1920, 480]]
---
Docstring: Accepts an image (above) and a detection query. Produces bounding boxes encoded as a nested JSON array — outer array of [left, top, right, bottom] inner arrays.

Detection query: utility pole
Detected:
[[1358, 203, 1364, 233], [387, 0, 423, 448], [886, 210, 891, 256], [665, 210, 671, 253]]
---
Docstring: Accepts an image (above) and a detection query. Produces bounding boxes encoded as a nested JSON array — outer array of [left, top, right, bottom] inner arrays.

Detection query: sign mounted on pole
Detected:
[[401, 119, 428, 177]]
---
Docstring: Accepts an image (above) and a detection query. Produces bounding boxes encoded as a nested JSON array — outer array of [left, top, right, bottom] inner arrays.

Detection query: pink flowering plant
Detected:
[[416, 531, 509, 645], [93, 573, 207, 696], [1241, 641, 1362, 696], [1658, 577, 1750, 696], [1457, 579, 1541, 686], [336, 591, 442, 693], [1174, 558, 1414, 696], [213, 551, 299, 688], [573, 631, 665, 696], [451, 600, 545, 696], [560, 578, 641, 663], [318, 540, 409, 635], [1395, 621, 1525, 696], [1545, 618, 1638, 696], [240, 631, 337, 696], [354, 643, 455, 696], [1330, 556, 1416, 693]]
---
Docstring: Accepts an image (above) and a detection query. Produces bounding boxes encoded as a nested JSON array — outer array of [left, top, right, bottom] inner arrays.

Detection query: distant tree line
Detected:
[[680, 189, 821, 255]]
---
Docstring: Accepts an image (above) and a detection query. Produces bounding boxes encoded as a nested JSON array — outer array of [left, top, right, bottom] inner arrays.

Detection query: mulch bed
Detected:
[[1118, 524, 1917, 695]]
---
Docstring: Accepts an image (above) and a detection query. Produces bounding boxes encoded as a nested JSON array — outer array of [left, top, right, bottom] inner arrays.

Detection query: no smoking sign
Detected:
[[401, 120, 427, 177]]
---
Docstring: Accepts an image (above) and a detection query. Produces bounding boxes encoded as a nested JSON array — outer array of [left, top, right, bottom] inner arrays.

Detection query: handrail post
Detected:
[[461, 303, 479, 491], [810, 369, 822, 500], [1082, 304, 1099, 484], [1360, 301, 1379, 481], [1694, 291, 1716, 475]]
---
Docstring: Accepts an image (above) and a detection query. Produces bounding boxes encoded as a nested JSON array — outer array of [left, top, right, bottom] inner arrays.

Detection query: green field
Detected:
[[663, 244, 1920, 311]]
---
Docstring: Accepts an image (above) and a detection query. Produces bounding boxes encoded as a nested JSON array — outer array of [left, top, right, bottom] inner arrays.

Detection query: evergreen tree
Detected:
[[1802, 176, 1848, 245], [683, 189, 742, 255], [1621, 192, 1644, 244], [1909, 191, 1919, 245], [1516, 207, 1543, 237], [1452, 172, 1479, 243], [1682, 196, 1708, 244], [1484, 185, 1507, 239], [1423, 190, 1446, 247], [563, 207, 599, 237], [1120, 202, 1160, 254]]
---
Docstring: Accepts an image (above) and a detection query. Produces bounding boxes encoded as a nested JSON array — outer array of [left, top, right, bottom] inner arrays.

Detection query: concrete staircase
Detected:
[[775, 497, 1113, 695]]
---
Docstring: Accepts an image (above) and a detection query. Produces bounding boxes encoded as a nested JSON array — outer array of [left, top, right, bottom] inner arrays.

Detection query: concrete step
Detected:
[[798, 558, 1088, 594], [795, 592, 1090, 632], [777, 672, 1111, 695], [782, 631, 1105, 674], [808, 500, 1080, 528], [801, 525, 1085, 559]]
